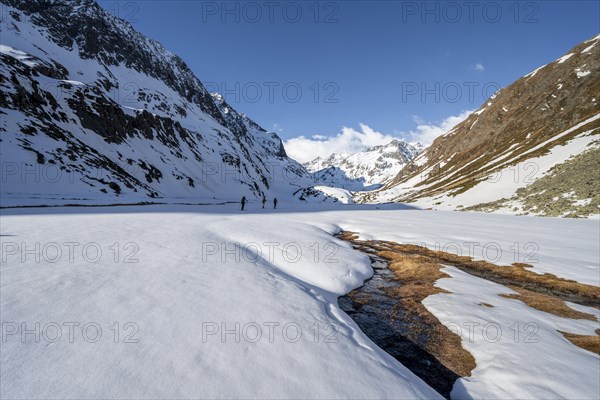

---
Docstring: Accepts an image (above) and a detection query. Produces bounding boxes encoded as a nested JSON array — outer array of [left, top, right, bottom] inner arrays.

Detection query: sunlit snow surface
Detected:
[[1, 204, 598, 398]]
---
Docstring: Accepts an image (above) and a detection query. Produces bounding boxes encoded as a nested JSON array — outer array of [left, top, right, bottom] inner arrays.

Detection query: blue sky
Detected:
[[97, 0, 599, 155]]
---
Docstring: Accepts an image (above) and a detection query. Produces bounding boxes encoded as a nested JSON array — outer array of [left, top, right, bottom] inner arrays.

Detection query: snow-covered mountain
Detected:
[[304, 139, 423, 190], [0, 0, 311, 206], [366, 35, 600, 217]]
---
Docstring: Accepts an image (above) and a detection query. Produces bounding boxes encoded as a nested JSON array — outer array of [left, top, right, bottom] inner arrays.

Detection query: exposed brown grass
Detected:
[[385, 243, 600, 308], [337, 231, 600, 359], [339, 233, 477, 379], [512, 262, 534, 269], [500, 287, 597, 320], [338, 231, 360, 241], [560, 330, 600, 355], [401, 111, 600, 200]]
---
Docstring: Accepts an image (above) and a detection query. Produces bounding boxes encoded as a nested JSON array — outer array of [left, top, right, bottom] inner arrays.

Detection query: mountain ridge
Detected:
[[0, 0, 312, 206], [364, 34, 600, 217], [304, 139, 423, 190]]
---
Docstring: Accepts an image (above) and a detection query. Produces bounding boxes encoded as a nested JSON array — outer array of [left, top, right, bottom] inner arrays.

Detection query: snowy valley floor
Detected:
[[1, 203, 599, 399]]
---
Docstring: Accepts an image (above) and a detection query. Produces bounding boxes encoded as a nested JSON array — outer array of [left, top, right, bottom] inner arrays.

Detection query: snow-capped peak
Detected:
[[0, 0, 311, 206], [303, 139, 423, 190]]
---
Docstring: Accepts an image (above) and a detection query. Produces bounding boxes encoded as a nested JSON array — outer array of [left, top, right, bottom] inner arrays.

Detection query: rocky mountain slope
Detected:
[[0, 0, 310, 206], [368, 34, 600, 217], [304, 139, 423, 191]]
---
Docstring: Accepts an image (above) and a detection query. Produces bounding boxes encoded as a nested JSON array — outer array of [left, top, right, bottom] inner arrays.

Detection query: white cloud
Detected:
[[284, 124, 397, 163], [283, 111, 472, 164], [403, 109, 473, 145], [469, 63, 485, 72]]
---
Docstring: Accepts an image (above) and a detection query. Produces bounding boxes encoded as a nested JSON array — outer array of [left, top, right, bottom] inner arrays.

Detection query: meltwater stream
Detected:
[[337, 241, 461, 399]]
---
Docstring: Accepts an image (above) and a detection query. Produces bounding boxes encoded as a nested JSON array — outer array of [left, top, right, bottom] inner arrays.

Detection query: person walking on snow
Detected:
[[241, 196, 247, 211], [262, 196, 266, 209], [273, 198, 278, 209]]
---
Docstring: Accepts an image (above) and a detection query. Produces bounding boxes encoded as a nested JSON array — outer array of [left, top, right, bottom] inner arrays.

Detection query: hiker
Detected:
[[262, 196, 266, 209], [273, 198, 278, 209], [241, 196, 247, 211]]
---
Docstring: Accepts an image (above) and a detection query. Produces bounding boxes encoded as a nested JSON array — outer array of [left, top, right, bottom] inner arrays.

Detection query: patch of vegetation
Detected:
[[337, 231, 600, 362], [337, 231, 476, 398], [466, 142, 600, 217], [560, 330, 600, 355], [501, 288, 596, 320]]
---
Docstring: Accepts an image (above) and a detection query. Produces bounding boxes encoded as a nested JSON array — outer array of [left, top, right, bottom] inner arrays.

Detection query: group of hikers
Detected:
[[240, 196, 277, 211]]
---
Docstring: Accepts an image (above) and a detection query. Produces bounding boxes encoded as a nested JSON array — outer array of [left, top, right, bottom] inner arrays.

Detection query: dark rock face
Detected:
[[0, 0, 309, 203], [210, 93, 289, 160], [4, 0, 225, 126]]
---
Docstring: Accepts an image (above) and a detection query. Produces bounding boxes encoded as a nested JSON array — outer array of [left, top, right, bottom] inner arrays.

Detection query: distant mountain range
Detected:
[[304, 139, 423, 191]]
